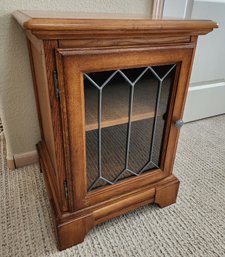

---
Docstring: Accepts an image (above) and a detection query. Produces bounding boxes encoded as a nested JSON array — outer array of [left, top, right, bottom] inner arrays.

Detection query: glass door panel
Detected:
[[84, 64, 176, 191]]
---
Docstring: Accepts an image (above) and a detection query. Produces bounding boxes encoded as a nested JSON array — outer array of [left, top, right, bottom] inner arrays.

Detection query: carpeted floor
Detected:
[[1, 115, 225, 257]]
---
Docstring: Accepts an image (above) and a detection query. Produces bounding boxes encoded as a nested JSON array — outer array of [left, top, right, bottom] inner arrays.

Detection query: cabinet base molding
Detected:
[[37, 141, 180, 250], [155, 177, 180, 208], [57, 214, 95, 250]]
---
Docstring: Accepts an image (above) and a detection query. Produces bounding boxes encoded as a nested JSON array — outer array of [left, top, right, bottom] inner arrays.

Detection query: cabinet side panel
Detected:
[[43, 41, 69, 212], [29, 41, 57, 173], [29, 40, 69, 212]]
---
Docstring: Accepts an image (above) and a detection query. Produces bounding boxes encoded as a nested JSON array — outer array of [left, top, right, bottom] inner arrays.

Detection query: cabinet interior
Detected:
[[84, 64, 176, 191]]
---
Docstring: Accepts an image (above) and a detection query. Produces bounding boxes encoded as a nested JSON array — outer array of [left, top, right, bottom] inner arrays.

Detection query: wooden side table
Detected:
[[13, 10, 217, 250]]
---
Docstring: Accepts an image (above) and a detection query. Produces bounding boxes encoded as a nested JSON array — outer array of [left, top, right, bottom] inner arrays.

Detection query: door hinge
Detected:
[[64, 180, 69, 200], [53, 70, 60, 100]]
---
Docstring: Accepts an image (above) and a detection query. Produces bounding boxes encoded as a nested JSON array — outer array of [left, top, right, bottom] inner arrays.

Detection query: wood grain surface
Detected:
[[13, 10, 217, 250]]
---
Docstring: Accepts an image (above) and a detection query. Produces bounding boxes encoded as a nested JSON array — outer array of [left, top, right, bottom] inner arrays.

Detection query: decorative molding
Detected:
[[152, 0, 165, 18], [184, 0, 194, 19], [184, 80, 225, 122]]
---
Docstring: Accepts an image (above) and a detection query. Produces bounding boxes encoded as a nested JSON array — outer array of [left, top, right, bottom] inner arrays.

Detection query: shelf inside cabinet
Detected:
[[84, 75, 172, 131]]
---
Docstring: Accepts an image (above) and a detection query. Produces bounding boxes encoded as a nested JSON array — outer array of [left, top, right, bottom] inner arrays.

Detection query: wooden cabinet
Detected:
[[13, 10, 217, 250]]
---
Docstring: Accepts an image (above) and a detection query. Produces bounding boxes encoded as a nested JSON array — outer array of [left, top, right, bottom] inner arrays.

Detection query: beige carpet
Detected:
[[1, 115, 225, 257]]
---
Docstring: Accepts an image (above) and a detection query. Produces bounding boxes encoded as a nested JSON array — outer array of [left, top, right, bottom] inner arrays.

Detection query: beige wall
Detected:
[[0, 0, 152, 161]]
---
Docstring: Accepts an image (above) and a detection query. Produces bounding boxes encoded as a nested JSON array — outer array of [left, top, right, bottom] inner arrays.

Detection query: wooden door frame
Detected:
[[56, 44, 194, 212]]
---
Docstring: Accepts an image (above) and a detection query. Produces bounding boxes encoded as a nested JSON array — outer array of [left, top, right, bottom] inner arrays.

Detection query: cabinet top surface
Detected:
[[13, 10, 217, 34]]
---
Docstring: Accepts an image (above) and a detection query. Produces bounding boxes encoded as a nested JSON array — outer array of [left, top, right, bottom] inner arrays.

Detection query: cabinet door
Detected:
[[56, 46, 193, 210]]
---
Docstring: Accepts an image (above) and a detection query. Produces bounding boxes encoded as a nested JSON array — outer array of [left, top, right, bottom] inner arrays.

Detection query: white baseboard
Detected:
[[7, 150, 38, 170], [7, 158, 16, 170], [183, 80, 225, 122]]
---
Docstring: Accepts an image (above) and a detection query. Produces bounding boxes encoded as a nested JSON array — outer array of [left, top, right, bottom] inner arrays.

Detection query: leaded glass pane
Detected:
[[84, 64, 176, 191]]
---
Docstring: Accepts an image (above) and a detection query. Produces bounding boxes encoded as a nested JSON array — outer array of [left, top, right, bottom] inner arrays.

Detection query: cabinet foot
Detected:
[[154, 176, 180, 208], [57, 214, 94, 251]]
